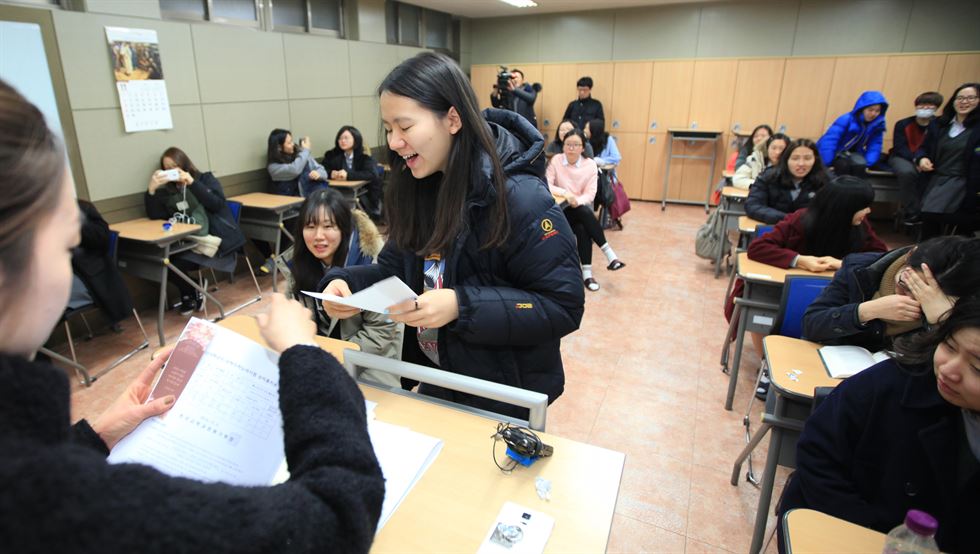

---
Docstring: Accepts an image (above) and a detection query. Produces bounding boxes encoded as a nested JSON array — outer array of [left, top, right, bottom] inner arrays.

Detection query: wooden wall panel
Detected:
[[472, 65, 498, 112], [676, 136, 721, 204], [823, 56, 889, 131], [540, 63, 578, 131], [649, 60, 694, 131], [640, 133, 673, 201], [689, 59, 737, 132], [729, 58, 785, 134], [880, 55, 945, 121], [775, 57, 835, 140], [610, 132, 646, 199], [610, 62, 653, 133], [576, 63, 615, 112], [939, 53, 980, 102]]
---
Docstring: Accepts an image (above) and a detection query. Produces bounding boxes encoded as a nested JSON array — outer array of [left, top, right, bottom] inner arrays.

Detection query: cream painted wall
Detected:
[[470, 0, 980, 65], [36, 7, 426, 204]]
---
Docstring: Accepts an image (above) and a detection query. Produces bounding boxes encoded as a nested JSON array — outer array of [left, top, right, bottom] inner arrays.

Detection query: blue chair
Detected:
[[199, 200, 262, 317], [39, 230, 150, 386], [737, 274, 832, 485]]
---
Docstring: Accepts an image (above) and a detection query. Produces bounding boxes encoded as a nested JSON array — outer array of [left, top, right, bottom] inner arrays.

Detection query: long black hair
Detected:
[[326, 125, 365, 158], [379, 52, 509, 255], [267, 128, 294, 165], [938, 82, 980, 128], [893, 293, 980, 366], [740, 124, 774, 159], [764, 132, 791, 165], [906, 236, 980, 298], [800, 175, 875, 259], [587, 118, 608, 156], [291, 188, 353, 296], [552, 118, 579, 148], [777, 138, 829, 189]]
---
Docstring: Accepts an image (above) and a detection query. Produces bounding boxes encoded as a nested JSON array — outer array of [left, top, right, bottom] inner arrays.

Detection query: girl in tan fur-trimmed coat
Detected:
[[286, 188, 403, 386]]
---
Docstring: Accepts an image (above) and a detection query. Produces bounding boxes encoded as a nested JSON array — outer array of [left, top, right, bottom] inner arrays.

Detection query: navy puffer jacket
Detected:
[[322, 108, 583, 418]]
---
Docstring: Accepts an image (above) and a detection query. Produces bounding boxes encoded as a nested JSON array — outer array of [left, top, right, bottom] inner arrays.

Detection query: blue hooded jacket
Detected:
[[817, 90, 889, 167]]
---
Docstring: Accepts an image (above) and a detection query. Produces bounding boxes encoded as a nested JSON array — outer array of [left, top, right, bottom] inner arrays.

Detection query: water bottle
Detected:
[[882, 509, 940, 554]]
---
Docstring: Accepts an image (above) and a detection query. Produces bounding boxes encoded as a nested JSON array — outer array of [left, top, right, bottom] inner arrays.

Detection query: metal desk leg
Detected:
[[166, 261, 226, 320], [720, 303, 740, 373], [725, 299, 749, 410], [731, 421, 771, 486], [749, 396, 785, 554], [156, 245, 171, 346], [271, 219, 282, 293], [661, 134, 674, 211], [705, 142, 717, 213], [714, 209, 729, 278]]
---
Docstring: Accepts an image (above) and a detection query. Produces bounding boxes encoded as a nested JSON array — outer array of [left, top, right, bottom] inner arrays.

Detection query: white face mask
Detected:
[[916, 108, 936, 119]]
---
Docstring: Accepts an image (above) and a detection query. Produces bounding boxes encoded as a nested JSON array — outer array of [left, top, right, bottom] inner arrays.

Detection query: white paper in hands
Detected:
[[303, 276, 417, 314]]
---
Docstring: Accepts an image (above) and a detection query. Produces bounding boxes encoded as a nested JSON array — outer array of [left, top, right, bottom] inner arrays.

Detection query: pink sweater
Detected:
[[546, 154, 598, 207]]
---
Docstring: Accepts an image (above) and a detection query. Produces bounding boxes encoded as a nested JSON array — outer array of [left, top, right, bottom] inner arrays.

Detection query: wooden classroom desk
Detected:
[[218, 316, 625, 553], [783, 509, 886, 554], [711, 186, 751, 278], [662, 128, 723, 212], [110, 218, 218, 347], [738, 337, 845, 554], [723, 253, 835, 410], [738, 215, 765, 234], [722, 169, 734, 179], [327, 179, 369, 210], [598, 162, 617, 171], [228, 193, 304, 293]]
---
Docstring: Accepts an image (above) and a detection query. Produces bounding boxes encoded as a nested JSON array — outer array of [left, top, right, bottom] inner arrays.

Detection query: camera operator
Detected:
[[491, 68, 539, 129]]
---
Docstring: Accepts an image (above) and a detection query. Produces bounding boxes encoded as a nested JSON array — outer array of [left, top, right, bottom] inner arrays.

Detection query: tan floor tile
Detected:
[[608, 514, 687, 554]]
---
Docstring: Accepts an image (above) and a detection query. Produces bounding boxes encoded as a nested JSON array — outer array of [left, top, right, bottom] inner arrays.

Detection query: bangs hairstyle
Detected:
[[291, 187, 352, 296], [777, 138, 829, 189], [267, 128, 294, 165], [378, 52, 509, 255], [801, 175, 875, 259], [552, 119, 578, 146], [906, 236, 980, 298], [0, 79, 67, 308], [893, 293, 980, 366], [939, 82, 980, 127], [765, 132, 792, 162], [333, 125, 364, 155], [914, 91, 943, 107], [562, 128, 587, 150], [160, 146, 201, 179]]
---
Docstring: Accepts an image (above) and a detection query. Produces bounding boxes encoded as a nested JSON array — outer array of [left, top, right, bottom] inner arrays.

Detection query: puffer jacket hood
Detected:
[[851, 90, 889, 120], [482, 108, 546, 180]]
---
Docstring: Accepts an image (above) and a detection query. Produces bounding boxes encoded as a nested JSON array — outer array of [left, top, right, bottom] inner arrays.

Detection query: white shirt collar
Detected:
[[561, 154, 582, 168]]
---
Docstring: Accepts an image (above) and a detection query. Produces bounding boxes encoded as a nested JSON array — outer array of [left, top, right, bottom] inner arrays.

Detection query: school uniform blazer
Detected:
[[800, 247, 915, 350], [321, 108, 585, 418], [0, 349, 384, 552], [915, 118, 980, 214], [778, 359, 979, 553], [321, 149, 381, 184], [745, 167, 826, 224]]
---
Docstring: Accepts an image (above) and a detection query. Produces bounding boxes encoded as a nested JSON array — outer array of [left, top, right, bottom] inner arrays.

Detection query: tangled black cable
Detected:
[[490, 422, 554, 473]]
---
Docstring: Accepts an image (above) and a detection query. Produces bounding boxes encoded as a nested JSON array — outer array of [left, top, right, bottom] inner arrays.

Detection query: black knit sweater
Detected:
[[0, 346, 384, 553]]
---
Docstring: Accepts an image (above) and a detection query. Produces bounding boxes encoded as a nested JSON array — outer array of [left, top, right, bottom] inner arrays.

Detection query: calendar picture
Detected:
[[105, 26, 173, 133]]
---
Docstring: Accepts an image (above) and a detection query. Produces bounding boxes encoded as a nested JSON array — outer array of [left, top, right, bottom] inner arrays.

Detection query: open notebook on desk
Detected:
[[108, 318, 442, 530], [818, 345, 892, 378]]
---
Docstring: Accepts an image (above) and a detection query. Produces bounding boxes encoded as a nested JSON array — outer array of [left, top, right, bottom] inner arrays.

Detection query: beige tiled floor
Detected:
[[64, 201, 908, 553]]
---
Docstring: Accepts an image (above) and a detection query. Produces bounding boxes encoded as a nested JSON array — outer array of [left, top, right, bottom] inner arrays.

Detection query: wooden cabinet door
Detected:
[[689, 59, 737, 132], [939, 53, 980, 101], [775, 58, 835, 140], [641, 132, 679, 201], [648, 61, 694, 132], [576, 62, 614, 115], [676, 135, 723, 204], [471, 65, 498, 112], [609, 132, 645, 199], [881, 55, 945, 121], [609, 62, 653, 133], [540, 63, 579, 132], [823, 56, 888, 131], [730, 58, 785, 135]]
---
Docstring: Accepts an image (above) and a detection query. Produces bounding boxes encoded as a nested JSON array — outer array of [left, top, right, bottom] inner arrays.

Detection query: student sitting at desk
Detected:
[[731, 132, 790, 190], [585, 118, 621, 168], [802, 236, 980, 352], [321, 125, 383, 221], [745, 138, 830, 224], [727, 176, 887, 397], [778, 294, 980, 554], [146, 147, 247, 315], [0, 80, 384, 553], [289, 188, 402, 387], [320, 53, 585, 419], [545, 119, 594, 158], [817, 90, 889, 177], [546, 129, 626, 291], [267, 128, 329, 198], [734, 124, 773, 169]]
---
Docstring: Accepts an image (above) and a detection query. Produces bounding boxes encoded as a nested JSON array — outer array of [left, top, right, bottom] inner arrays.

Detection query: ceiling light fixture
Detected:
[[499, 0, 538, 8]]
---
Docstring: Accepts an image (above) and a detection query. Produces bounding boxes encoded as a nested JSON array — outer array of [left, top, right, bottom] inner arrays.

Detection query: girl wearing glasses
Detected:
[[546, 129, 626, 292], [915, 82, 980, 238]]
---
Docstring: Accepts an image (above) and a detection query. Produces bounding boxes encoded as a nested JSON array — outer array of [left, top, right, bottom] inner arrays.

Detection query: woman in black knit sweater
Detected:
[[0, 79, 384, 552]]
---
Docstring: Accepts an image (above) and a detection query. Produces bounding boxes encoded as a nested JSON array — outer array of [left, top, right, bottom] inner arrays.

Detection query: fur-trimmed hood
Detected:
[[351, 209, 384, 261]]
